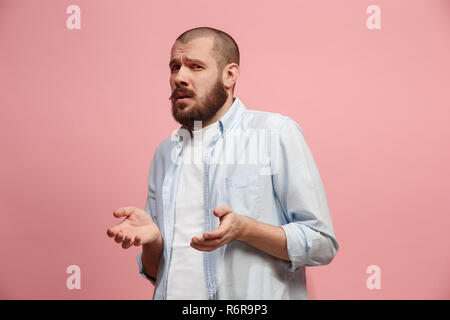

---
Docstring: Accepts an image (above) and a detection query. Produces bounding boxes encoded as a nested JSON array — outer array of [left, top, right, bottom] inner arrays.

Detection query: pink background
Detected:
[[1, 0, 449, 299]]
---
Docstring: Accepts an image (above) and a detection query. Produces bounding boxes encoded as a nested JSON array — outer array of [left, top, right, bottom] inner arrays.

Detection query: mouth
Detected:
[[175, 96, 193, 103]]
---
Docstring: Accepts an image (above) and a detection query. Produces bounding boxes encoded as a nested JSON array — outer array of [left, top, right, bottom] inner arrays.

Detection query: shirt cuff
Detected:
[[136, 250, 156, 285], [281, 222, 310, 272]]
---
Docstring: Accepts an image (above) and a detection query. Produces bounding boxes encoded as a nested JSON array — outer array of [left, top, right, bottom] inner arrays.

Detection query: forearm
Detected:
[[141, 234, 164, 280], [237, 216, 290, 261]]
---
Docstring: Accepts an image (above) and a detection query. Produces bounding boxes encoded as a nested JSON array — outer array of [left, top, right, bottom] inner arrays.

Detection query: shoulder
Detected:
[[240, 108, 301, 132], [150, 130, 179, 166]]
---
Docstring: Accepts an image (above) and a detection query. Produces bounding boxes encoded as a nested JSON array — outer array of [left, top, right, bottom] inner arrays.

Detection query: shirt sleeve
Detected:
[[137, 250, 157, 285], [136, 147, 160, 285], [272, 117, 339, 272]]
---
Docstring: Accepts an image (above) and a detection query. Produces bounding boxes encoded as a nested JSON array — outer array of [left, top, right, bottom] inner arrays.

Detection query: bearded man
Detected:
[[107, 26, 339, 300]]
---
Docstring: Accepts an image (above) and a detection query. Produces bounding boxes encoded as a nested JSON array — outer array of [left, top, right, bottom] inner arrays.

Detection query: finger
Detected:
[[122, 236, 133, 249], [203, 228, 225, 240], [107, 225, 122, 237], [113, 207, 134, 219], [191, 235, 226, 247], [196, 237, 222, 246], [114, 231, 124, 244], [190, 242, 217, 252], [133, 236, 141, 246], [106, 228, 115, 238], [213, 205, 233, 218], [203, 220, 230, 240], [192, 236, 217, 244]]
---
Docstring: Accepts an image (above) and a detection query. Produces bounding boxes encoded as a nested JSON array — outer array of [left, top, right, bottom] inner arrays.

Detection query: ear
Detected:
[[222, 63, 240, 90]]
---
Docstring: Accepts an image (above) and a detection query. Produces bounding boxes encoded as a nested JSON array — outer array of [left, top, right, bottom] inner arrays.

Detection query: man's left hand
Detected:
[[190, 205, 246, 252]]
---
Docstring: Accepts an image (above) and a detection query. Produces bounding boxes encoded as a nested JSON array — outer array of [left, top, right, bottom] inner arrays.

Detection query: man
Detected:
[[106, 27, 339, 299]]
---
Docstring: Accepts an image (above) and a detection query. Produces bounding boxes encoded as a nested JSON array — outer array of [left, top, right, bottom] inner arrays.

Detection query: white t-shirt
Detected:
[[166, 120, 221, 300]]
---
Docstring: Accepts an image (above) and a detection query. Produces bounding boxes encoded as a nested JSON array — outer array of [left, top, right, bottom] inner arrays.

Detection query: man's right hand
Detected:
[[107, 207, 160, 249]]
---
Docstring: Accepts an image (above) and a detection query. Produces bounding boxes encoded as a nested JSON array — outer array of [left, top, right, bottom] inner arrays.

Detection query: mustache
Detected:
[[169, 88, 196, 100]]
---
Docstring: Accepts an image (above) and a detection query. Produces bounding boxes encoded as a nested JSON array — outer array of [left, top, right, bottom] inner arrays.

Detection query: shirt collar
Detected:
[[174, 96, 246, 142]]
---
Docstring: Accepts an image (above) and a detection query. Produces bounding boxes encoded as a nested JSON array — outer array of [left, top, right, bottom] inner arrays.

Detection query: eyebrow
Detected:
[[169, 57, 206, 68]]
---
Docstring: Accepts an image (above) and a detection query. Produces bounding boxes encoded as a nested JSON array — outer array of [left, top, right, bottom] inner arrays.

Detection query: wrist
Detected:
[[236, 214, 251, 242], [143, 227, 163, 247]]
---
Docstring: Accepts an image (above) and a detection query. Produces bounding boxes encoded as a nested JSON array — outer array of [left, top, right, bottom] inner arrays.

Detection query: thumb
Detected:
[[113, 207, 134, 219], [213, 205, 233, 219]]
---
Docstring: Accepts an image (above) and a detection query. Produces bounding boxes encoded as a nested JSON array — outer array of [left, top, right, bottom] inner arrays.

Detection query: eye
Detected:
[[192, 64, 203, 69], [171, 65, 180, 72]]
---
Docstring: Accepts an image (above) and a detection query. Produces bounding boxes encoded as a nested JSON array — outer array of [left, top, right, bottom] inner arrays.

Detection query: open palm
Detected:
[[107, 206, 160, 249]]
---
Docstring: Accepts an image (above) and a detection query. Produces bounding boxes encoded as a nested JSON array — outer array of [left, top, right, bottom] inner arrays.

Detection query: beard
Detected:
[[169, 76, 228, 129]]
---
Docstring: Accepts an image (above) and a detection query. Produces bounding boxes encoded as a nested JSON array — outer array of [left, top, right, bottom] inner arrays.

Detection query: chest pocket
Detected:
[[222, 173, 262, 219]]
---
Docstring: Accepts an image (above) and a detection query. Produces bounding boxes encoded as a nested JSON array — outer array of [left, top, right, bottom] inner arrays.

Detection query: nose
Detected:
[[174, 65, 190, 87]]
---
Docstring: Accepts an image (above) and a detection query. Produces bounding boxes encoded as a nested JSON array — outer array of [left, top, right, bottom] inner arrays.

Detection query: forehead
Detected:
[[170, 37, 216, 63]]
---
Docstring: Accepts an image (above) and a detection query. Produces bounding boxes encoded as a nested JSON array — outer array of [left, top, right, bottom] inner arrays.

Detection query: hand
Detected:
[[190, 205, 245, 252], [107, 206, 160, 249]]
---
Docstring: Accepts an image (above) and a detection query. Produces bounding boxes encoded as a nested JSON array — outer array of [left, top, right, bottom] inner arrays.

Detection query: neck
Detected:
[[200, 95, 235, 128]]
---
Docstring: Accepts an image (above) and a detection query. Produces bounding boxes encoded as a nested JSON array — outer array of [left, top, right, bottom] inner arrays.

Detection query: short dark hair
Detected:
[[175, 26, 240, 72]]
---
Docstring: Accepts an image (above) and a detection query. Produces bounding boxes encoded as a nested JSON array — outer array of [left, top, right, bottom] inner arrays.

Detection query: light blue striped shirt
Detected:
[[137, 96, 339, 299]]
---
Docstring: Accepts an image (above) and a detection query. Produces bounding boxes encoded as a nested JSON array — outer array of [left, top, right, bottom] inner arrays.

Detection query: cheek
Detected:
[[197, 79, 215, 95], [169, 77, 176, 88]]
